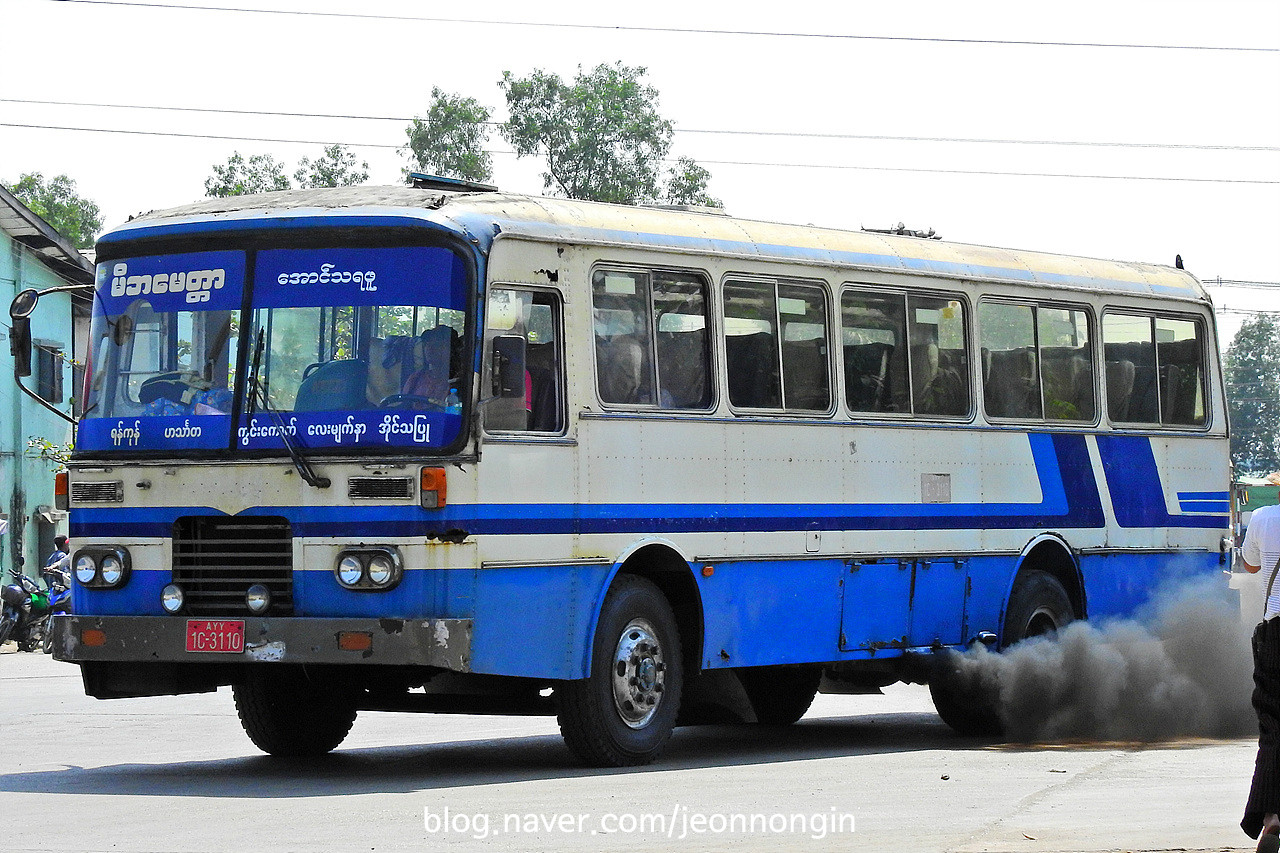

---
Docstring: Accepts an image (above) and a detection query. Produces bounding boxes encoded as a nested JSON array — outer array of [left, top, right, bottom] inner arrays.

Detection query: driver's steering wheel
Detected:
[[378, 394, 444, 411]]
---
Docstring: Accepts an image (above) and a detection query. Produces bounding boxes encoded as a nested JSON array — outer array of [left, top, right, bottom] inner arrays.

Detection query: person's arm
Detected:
[[1244, 517, 1265, 572]]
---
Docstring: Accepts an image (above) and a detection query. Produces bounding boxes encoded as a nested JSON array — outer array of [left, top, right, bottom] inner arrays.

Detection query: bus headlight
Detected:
[[334, 548, 402, 591], [100, 554, 125, 586], [367, 554, 395, 586], [75, 555, 98, 585], [337, 555, 364, 587], [72, 548, 131, 588]]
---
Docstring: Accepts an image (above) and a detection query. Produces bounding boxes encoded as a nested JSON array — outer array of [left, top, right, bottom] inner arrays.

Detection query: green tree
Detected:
[[663, 156, 721, 207], [3, 172, 103, 248], [204, 152, 291, 197], [294, 144, 370, 189], [1226, 313, 1280, 474], [402, 88, 494, 183], [502, 62, 684, 204]]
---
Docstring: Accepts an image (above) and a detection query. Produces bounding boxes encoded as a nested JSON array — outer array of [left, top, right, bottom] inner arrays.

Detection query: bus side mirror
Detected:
[[492, 335, 526, 398], [8, 288, 38, 378]]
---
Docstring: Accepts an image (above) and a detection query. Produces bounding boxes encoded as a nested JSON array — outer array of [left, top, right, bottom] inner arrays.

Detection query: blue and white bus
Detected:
[[25, 178, 1230, 765]]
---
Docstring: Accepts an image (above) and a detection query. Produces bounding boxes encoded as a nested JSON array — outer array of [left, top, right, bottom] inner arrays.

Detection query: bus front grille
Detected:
[[171, 516, 294, 616]]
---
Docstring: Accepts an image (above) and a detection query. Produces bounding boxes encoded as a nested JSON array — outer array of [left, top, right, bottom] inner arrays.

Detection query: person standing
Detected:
[[1242, 488, 1280, 850], [45, 534, 69, 568]]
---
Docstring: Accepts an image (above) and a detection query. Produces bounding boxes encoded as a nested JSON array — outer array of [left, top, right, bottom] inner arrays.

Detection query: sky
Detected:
[[3, 0, 1278, 346]]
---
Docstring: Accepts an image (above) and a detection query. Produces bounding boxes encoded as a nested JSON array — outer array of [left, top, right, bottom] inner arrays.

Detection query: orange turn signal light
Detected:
[[420, 467, 447, 509], [55, 471, 69, 510]]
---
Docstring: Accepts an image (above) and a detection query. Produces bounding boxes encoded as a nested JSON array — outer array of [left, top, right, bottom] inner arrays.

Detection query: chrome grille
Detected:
[[349, 476, 413, 500], [171, 516, 293, 616], [72, 481, 123, 503]]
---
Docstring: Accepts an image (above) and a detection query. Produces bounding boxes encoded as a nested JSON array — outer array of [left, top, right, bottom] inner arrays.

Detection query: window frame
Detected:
[[482, 283, 568, 437], [976, 297, 1099, 426], [721, 274, 835, 416], [1101, 308, 1211, 430], [838, 284, 975, 422], [590, 263, 717, 413]]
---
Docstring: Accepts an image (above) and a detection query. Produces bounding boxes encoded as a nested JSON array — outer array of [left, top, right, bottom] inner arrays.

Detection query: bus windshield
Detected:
[[79, 243, 472, 454]]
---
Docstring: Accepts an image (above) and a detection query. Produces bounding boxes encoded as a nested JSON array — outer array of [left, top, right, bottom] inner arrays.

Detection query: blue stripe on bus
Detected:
[[1177, 491, 1230, 501], [1095, 434, 1227, 528], [73, 433, 1120, 537], [1177, 501, 1230, 514]]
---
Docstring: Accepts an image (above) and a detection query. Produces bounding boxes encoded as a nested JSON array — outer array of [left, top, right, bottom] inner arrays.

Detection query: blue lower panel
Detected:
[[469, 564, 614, 680], [699, 561, 846, 668], [1079, 551, 1222, 620]]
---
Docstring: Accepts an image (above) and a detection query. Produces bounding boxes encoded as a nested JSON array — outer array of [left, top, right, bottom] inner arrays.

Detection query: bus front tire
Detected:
[[738, 665, 822, 725], [929, 569, 1075, 737], [557, 575, 683, 767], [233, 668, 358, 757]]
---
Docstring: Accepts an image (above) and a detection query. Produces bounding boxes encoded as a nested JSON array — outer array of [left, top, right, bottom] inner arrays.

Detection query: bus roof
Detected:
[[104, 186, 1208, 303]]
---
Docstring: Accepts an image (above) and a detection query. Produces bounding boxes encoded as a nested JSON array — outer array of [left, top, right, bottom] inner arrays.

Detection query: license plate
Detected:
[[185, 620, 245, 653]]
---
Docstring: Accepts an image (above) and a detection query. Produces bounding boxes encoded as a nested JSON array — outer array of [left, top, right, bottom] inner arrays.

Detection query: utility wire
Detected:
[[4, 97, 1276, 154], [3, 121, 1278, 186], [42, 0, 1280, 53]]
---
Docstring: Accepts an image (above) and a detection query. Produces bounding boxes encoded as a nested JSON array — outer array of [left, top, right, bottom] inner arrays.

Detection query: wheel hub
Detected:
[[611, 618, 666, 729]]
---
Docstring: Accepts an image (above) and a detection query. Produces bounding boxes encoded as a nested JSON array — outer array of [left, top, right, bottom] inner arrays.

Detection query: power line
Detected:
[[6, 121, 1278, 186], [5, 97, 1276, 154], [43, 0, 1280, 53], [1204, 279, 1280, 289]]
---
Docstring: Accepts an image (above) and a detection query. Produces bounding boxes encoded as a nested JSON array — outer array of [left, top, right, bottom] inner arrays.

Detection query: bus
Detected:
[[14, 177, 1231, 766]]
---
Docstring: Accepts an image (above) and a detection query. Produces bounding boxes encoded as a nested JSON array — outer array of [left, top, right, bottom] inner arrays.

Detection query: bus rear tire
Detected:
[[557, 575, 683, 767], [738, 665, 822, 725], [929, 569, 1075, 736], [233, 668, 358, 757]]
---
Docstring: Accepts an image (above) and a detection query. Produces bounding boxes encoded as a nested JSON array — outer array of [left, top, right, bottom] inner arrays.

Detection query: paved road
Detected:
[[0, 648, 1260, 853]]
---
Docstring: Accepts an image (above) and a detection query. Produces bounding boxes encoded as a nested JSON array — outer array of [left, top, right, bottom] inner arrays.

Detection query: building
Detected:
[[0, 183, 93, 579]]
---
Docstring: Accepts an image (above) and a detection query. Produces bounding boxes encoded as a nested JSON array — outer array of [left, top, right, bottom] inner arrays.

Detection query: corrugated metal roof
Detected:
[[113, 186, 1206, 302], [0, 183, 95, 285]]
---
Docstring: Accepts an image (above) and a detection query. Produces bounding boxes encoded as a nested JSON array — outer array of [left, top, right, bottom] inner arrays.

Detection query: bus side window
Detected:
[[1156, 317, 1207, 426], [1038, 306, 1095, 422], [978, 301, 1042, 420], [724, 280, 782, 408], [779, 283, 831, 411], [484, 288, 565, 433], [840, 289, 909, 414], [653, 273, 713, 409], [593, 270, 654, 406], [908, 295, 970, 417], [1103, 313, 1158, 424]]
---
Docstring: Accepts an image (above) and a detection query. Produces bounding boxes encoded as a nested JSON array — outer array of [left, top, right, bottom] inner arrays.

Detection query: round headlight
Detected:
[[245, 583, 271, 615], [100, 554, 125, 586], [160, 583, 185, 614], [338, 555, 364, 586], [75, 555, 98, 585], [368, 554, 395, 586]]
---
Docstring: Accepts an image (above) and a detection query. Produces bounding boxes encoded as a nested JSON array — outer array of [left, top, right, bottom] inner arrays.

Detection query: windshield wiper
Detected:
[[247, 329, 330, 489]]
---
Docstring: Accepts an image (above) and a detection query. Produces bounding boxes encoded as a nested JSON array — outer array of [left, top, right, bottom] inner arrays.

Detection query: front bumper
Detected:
[[51, 614, 473, 670]]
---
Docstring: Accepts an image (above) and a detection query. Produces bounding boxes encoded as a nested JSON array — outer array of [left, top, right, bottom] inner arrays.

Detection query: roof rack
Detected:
[[408, 172, 499, 193]]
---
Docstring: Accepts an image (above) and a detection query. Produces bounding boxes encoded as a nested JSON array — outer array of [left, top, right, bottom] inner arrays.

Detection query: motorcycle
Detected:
[[0, 561, 73, 653]]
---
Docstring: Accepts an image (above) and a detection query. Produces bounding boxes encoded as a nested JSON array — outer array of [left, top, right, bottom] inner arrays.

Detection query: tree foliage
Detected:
[[294, 144, 370, 189], [663, 156, 721, 207], [402, 88, 493, 183], [4, 172, 103, 249], [1226, 313, 1280, 475], [204, 152, 291, 197], [502, 62, 698, 205]]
